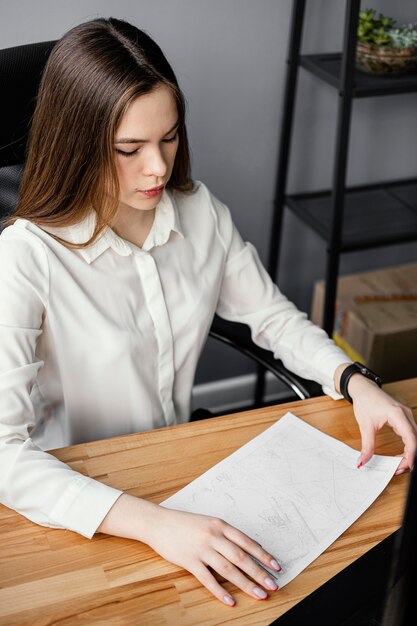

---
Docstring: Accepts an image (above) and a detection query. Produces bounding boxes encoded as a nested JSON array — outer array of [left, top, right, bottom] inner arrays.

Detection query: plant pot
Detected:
[[356, 42, 417, 75]]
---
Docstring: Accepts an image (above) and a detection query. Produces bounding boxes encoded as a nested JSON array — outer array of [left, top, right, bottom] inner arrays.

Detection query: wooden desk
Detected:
[[1, 378, 416, 625]]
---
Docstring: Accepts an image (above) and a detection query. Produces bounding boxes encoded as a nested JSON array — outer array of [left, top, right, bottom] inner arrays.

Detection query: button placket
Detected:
[[132, 250, 176, 426]]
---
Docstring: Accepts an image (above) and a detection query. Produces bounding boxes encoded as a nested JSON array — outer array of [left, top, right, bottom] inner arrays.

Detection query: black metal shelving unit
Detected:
[[300, 53, 417, 97], [255, 0, 417, 403], [287, 177, 417, 251]]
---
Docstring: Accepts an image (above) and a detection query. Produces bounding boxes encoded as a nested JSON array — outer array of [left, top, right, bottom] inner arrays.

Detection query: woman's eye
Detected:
[[163, 133, 178, 144], [115, 149, 137, 158]]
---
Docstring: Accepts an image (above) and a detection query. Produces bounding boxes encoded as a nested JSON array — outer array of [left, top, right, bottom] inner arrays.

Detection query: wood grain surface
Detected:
[[1, 378, 416, 625]]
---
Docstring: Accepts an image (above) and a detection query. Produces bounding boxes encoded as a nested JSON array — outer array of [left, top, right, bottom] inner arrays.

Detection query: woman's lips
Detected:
[[139, 185, 165, 198]]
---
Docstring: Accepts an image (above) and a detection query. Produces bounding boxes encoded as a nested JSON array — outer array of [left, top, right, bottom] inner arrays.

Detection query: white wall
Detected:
[[2, 0, 416, 383]]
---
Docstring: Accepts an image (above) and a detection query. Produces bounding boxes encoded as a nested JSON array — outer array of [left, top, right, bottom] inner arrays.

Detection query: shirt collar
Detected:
[[141, 188, 184, 252], [48, 189, 184, 264]]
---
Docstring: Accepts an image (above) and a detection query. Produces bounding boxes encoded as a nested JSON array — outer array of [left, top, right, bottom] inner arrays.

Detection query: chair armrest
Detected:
[[209, 315, 323, 400]]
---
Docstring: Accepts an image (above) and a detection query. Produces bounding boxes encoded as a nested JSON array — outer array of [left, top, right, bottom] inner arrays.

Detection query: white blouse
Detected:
[[0, 181, 349, 538]]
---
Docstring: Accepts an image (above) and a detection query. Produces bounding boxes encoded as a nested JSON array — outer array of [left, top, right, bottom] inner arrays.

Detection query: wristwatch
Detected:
[[340, 362, 383, 403]]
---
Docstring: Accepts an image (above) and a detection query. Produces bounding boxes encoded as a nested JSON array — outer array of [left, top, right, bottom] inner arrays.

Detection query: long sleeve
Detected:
[[0, 230, 122, 538], [212, 197, 350, 397]]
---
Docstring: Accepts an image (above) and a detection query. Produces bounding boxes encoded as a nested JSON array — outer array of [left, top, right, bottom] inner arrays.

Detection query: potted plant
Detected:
[[356, 9, 417, 75]]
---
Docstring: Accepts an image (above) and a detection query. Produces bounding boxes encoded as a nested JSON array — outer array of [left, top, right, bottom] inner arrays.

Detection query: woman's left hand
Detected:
[[336, 367, 417, 474]]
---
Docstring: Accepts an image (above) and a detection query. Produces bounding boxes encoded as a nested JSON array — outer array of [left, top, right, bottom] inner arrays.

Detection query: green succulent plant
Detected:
[[388, 24, 417, 49], [358, 9, 394, 46], [358, 9, 417, 49]]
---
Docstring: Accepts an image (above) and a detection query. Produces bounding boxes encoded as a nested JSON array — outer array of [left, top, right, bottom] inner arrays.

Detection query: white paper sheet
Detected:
[[162, 412, 401, 587]]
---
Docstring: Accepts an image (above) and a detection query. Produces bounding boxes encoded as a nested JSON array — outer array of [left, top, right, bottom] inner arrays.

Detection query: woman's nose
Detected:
[[143, 146, 167, 177]]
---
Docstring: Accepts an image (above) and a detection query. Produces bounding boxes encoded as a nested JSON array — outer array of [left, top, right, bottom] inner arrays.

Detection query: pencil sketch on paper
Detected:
[[162, 412, 401, 587]]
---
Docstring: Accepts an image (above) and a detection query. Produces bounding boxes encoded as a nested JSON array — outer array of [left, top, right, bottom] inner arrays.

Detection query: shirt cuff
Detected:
[[322, 384, 343, 401], [317, 352, 352, 400], [50, 475, 123, 539]]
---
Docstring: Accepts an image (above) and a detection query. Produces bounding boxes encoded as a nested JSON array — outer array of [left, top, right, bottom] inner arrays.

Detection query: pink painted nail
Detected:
[[270, 558, 282, 571], [223, 594, 235, 606], [264, 577, 278, 590], [253, 587, 268, 600], [357, 454, 363, 469]]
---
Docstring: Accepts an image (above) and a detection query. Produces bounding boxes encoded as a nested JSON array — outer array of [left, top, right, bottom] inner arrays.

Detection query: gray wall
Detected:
[[2, 0, 416, 383]]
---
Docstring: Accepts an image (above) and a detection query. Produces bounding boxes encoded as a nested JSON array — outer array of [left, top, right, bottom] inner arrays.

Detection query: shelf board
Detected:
[[286, 178, 417, 252], [300, 53, 417, 97]]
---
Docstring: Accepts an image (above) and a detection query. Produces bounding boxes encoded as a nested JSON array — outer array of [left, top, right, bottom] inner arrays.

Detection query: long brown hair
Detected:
[[10, 18, 192, 247]]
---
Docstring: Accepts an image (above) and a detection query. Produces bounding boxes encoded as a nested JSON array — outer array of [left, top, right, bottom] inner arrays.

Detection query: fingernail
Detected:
[[357, 454, 363, 469], [223, 594, 235, 606], [395, 468, 405, 475], [253, 587, 268, 599], [264, 577, 278, 590], [270, 558, 282, 571]]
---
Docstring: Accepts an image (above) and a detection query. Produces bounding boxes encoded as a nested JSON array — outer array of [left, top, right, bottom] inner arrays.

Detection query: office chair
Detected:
[[0, 41, 56, 219], [0, 40, 323, 411]]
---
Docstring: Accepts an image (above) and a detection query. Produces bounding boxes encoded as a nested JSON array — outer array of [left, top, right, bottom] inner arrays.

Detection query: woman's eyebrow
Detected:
[[115, 119, 180, 144]]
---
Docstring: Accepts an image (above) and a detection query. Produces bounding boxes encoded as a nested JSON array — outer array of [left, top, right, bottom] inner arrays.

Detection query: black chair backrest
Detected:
[[0, 40, 56, 220]]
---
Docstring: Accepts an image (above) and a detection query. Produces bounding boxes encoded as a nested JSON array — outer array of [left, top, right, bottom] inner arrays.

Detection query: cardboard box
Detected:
[[311, 262, 417, 382]]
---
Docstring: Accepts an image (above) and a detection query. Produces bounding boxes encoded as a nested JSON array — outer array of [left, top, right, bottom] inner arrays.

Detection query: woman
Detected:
[[0, 18, 415, 607]]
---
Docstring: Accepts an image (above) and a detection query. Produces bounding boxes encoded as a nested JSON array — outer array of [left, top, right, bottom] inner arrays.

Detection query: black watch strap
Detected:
[[340, 362, 383, 403]]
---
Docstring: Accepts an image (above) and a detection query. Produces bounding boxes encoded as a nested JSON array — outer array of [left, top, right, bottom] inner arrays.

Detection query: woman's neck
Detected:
[[111, 204, 156, 248]]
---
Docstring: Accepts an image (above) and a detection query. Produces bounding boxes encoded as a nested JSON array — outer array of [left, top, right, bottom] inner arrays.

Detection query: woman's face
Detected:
[[114, 84, 179, 213]]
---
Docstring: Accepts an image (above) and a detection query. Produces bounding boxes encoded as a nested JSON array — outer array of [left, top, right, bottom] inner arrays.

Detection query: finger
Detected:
[[215, 540, 279, 592], [207, 552, 272, 600], [393, 453, 406, 475], [401, 438, 415, 471], [191, 563, 236, 607], [402, 405, 417, 431], [388, 407, 417, 470], [223, 524, 282, 573], [402, 413, 417, 469], [357, 420, 376, 466], [403, 441, 416, 471]]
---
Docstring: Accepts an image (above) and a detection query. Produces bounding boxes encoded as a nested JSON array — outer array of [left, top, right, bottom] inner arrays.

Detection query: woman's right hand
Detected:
[[97, 494, 281, 606]]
